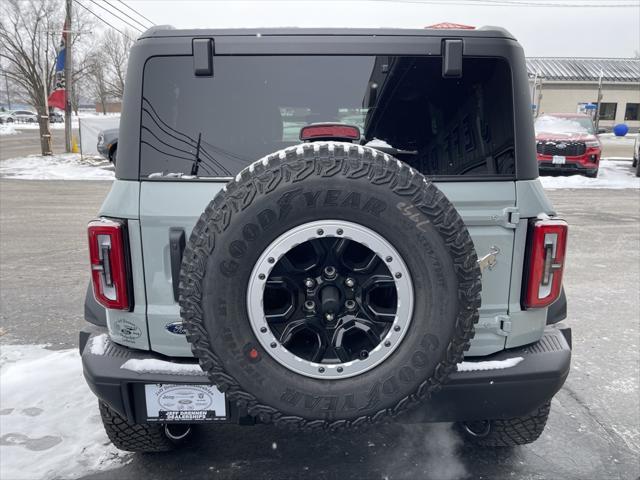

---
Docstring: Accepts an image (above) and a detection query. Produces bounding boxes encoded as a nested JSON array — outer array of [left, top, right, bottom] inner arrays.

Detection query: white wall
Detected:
[[79, 116, 120, 156], [531, 82, 640, 130]]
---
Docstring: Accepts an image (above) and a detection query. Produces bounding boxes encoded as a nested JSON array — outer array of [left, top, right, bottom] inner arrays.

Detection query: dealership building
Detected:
[[526, 57, 640, 130]]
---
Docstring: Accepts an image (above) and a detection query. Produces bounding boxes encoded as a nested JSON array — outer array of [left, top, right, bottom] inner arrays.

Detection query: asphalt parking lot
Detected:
[[0, 176, 638, 480]]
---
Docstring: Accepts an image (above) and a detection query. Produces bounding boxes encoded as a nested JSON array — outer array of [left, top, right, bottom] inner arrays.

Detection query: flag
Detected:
[[48, 22, 67, 110]]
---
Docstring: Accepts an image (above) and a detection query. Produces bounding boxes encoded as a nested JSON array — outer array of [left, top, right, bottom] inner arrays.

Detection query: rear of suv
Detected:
[[80, 26, 571, 452]]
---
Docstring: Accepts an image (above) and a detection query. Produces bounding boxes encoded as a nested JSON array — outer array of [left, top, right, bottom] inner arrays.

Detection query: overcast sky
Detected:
[[119, 0, 640, 58], [120, 0, 640, 57]]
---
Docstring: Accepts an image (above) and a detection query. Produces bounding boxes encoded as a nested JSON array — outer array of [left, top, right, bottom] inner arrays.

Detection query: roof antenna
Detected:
[[190, 133, 202, 176]]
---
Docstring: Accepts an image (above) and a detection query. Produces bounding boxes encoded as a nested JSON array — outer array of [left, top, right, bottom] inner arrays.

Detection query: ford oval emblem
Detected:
[[165, 322, 187, 335]]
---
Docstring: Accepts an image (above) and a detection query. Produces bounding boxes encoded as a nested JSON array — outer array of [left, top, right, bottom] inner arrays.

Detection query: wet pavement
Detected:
[[0, 180, 638, 480]]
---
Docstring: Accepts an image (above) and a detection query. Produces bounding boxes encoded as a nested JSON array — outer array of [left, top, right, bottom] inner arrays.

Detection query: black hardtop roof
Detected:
[[139, 26, 515, 41]]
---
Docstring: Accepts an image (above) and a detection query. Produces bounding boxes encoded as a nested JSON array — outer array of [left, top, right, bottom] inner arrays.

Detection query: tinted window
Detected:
[[141, 56, 515, 178]]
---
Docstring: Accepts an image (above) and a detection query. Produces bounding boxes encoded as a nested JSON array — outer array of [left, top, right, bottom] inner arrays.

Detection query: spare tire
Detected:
[[179, 142, 481, 430]]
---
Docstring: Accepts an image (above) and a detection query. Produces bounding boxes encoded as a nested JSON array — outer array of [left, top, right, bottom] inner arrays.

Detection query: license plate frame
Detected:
[[144, 384, 227, 423], [552, 155, 566, 165]]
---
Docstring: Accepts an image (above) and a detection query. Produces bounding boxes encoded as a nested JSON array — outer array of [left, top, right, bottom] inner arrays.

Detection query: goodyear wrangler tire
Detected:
[[179, 142, 482, 430]]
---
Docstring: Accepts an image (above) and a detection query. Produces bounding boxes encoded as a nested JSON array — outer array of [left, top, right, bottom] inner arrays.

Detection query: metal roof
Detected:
[[526, 57, 640, 83]]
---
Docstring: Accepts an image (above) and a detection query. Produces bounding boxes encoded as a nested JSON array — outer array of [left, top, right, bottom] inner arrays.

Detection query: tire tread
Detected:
[[179, 142, 482, 431]]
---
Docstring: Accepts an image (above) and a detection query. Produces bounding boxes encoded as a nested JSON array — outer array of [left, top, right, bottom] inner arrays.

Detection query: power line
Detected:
[[83, 0, 144, 33], [102, 0, 152, 30], [116, 0, 157, 27], [72, 0, 134, 41]]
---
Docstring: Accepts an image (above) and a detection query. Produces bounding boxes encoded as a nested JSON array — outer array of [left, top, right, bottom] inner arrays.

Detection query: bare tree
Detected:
[[0, 0, 60, 154], [0, 0, 93, 154], [101, 29, 134, 101], [87, 52, 110, 115]]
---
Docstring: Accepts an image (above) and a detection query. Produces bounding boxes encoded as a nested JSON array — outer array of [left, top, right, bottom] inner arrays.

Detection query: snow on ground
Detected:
[[540, 160, 640, 190], [0, 124, 18, 136], [0, 345, 130, 480], [599, 132, 637, 145], [0, 154, 114, 181], [6, 113, 120, 131]]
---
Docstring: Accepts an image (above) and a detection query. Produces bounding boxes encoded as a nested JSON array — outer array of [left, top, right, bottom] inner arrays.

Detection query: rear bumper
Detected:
[[80, 325, 571, 424]]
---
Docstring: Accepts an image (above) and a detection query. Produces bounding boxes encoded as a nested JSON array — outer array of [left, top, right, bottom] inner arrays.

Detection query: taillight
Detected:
[[523, 218, 568, 309], [88, 218, 132, 310]]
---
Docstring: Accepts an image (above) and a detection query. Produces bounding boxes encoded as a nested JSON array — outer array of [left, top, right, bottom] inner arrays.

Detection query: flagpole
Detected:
[[64, 0, 72, 153]]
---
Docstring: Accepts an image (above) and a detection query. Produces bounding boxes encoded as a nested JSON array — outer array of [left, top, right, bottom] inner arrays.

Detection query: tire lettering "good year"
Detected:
[[279, 334, 440, 413], [219, 189, 387, 278]]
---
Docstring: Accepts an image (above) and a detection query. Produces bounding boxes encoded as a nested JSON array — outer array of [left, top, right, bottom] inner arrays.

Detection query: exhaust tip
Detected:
[[462, 420, 491, 438], [164, 424, 192, 441]]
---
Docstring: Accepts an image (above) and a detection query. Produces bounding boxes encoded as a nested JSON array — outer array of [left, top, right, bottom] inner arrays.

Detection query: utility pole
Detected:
[[64, 0, 72, 152], [594, 69, 604, 133], [536, 76, 545, 118]]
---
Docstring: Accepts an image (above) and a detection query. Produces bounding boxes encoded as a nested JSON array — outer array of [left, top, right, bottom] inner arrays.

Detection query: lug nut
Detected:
[[323, 266, 337, 280], [304, 278, 315, 289], [344, 277, 355, 288], [304, 300, 316, 312], [325, 312, 335, 322], [345, 299, 356, 311]]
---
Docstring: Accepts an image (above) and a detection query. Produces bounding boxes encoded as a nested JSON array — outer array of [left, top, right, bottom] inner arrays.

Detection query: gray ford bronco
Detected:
[[80, 25, 571, 452]]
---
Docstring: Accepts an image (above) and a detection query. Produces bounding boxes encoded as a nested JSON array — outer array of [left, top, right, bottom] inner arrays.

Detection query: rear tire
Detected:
[[458, 401, 551, 447], [99, 401, 191, 452], [109, 145, 117, 165], [635, 158, 640, 177], [180, 142, 482, 431]]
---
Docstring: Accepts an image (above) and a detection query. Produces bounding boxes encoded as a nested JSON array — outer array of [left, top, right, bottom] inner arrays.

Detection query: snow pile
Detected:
[[540, 160, 639, 190], [0, 124, 18, 136], [457, 356, 523, 372], [0, 154, 114, 181], [121, 358, 205, 376], [0, 345, 130, 480], [599, 132, 637, 145]]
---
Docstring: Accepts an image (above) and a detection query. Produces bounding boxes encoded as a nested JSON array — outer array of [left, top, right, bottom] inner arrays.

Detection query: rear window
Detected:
[[141, 55, 515, 178]]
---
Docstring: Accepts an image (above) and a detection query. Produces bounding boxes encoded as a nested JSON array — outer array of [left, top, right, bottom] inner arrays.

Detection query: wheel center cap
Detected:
[[319, 284, 341, 318]]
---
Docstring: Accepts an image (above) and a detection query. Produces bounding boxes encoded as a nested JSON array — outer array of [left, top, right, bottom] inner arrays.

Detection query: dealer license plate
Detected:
[[552, 155, 566, 165], [145, 384, 226, 422]]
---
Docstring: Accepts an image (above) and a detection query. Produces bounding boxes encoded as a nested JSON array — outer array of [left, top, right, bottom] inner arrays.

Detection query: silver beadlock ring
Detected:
[[246, 220, 414, 380]]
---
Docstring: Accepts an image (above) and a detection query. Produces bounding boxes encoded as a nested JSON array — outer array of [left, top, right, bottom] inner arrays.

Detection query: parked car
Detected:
[[81, 26, 571, 453], [49, 111, 64, 123], [12, 109, 38, 123], [632, 129, 640, 177], [0, 111, 16, 124], [535, 113, 601, 178], [97, 128, 118, 164]]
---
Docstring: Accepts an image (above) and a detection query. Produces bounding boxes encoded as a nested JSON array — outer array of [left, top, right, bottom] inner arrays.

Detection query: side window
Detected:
[[598, 103, 617, 121], [624, 103, 639, 121]]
